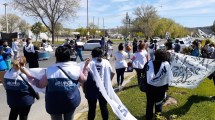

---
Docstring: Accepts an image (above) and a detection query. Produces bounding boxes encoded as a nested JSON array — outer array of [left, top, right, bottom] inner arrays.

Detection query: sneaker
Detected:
[[209, 96, 215, 101]]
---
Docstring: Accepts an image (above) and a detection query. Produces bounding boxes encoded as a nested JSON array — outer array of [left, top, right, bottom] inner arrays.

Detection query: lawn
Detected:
[[77, 77, 215, 120]]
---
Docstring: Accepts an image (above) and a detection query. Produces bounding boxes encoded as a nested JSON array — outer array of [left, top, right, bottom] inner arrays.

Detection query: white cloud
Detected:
[[111, 0, 129, 2]]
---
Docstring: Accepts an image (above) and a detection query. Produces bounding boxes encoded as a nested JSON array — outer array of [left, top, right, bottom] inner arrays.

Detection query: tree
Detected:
[[18, 20, 30, 37], [0, 14, 21, 33], [54, 22, 64, 41], [31, 22, 47, 41], [13, 0, 80, 44], [133, 5, 159, 38]]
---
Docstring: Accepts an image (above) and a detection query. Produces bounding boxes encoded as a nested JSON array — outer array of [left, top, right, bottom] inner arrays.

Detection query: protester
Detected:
[[75, 35, 84, 61], [64, 40, 77, 61], [144, 49, 173, 120], [132, 43, 148, 86], [174, 39, 181, 53], [132, 38, 138, 53], [22, 39, 27, 48], [148, 39, 156, 60], [1, 40, 13, 70], [12, 38, 20, 60], [209, 50, 215, 101], [23, 38, 39, 68], [84, 47, 114, 120], [191, 40, 201, 57], [3, 57, 37, 120], [30, 46, 89, 120], [0, 41, 8, 71], [100, 36, 105, 51], [125, 41, 132, 59], [208, 43, 215, 57], [106, 39, 114, 60], [114, 43, 128, 90]]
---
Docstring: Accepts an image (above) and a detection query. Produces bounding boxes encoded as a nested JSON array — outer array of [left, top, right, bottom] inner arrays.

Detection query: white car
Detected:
[[153, 37, 161, 41], [173, 39, 192, 52], [83, 39, 101, 50]]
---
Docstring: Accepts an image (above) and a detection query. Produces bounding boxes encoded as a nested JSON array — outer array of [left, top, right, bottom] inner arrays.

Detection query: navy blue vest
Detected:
[[45, 78, 80, 114], [4, 78, 35, 107]]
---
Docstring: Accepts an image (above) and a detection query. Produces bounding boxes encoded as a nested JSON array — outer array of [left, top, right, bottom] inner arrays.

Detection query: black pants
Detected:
[[87, 94, 108, 120], [9, 105, 32, 120], [146, 85, 166, 120], [135, 68, 143, 85], [116, 68, 126, 86]]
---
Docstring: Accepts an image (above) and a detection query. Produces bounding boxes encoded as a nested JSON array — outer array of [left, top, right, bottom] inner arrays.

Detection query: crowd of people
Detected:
[[1, 36, 215, 120]]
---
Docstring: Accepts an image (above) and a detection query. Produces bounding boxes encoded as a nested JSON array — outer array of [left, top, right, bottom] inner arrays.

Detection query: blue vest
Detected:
[[45, 77, 80, 114], [4, 76, 35, 107]]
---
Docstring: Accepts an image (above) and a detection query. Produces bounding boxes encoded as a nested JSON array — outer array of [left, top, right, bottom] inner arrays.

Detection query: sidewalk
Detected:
[[74, 67, 136, 119]]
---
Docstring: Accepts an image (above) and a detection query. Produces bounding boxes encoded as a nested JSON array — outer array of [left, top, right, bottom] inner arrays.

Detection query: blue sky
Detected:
[[1, 0, 215, 29]]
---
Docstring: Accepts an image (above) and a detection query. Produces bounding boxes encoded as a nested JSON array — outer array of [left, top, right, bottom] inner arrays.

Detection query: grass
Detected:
[[77, 77, 215, 120]]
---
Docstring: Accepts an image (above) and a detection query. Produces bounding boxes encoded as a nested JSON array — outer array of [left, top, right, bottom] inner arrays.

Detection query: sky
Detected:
[[1, 0, 215, 29]]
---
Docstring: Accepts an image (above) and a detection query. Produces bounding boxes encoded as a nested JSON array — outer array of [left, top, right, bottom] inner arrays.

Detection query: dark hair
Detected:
[[165, 41, 173, 50], [154, 49, 169, 62], [91, 47, 103, 62], [118, 43, 124, 51], [55, 46, 71, 62], [26, 38, 31, 44], [77, 35, 80, 39]]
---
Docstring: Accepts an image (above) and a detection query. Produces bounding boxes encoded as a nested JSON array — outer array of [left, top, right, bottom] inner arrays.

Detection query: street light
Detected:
[[3, 3, 8, 33]]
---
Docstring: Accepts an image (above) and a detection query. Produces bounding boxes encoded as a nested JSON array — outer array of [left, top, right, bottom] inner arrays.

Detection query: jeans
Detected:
[[87, 94, 108, 120], [76, 50, 84, 61], [13, 51, 18, 60], [116, 68, 126, 86], [50, 110, 75, 120], [9, 105, 31, 120]]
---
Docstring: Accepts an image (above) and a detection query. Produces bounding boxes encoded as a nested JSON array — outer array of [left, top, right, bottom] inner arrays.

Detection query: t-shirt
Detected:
[[114, 51, 128, 69], [132, 50, 148, 69], [12, 41, 19, 52]]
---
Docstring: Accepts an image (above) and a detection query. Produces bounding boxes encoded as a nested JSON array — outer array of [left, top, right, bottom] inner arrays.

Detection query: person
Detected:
[[144, 49, 173, 120], [23, 38, 39, 68], [12, 38, 20, 60], [148, 40, 155, 60], [84, 47, 114, 120], [64, 40, 77, 61], [114, 43, 128, 89], [106, 39, 113, 60], [75, 35, 84, 61], [3, 57, 37, 120], [208, 50, 215, 101], [125, 41, 132, 59], [31, 46, 90, 120], [174, 39, 181, 53], [22, 39, 27, 48], [1, 40, 13, 70], [0, 41, 7, 71], [191, 40, 201, 57], [132, 38, 138, 53], [132, 43, 149, 86], [100, 36, 105, 51]]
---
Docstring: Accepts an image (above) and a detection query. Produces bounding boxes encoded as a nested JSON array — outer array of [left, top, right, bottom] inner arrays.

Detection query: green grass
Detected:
[[78, 77, 215, 120]]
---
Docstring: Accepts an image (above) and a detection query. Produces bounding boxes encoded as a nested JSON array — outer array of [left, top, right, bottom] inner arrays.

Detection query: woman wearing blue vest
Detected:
[[3, 57, 36, 120], [32, 46, 90, 120]]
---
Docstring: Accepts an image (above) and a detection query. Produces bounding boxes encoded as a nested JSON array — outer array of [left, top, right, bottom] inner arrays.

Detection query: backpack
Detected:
[[139, 62, 148, 92]]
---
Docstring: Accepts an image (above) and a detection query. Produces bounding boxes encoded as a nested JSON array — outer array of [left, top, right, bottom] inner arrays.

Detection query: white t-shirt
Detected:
[[12, 41, 19, 52], [132, 50, 148, 69], [114, 51, 128, 69]]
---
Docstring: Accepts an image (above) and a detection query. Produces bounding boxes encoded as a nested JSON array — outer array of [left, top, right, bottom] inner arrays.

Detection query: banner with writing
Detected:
[[169, 53, 215, 88]]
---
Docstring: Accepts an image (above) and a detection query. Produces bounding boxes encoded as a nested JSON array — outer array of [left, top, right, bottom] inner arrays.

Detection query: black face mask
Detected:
[[3, 45, 7, 47]]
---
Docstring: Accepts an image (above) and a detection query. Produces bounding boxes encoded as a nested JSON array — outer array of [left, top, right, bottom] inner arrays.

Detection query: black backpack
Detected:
[[139, 62, 149, 92]]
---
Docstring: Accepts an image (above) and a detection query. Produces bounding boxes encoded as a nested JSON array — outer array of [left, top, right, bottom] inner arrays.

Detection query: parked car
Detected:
[[83, 39, 101, 50], [153, 37, 161, 41]]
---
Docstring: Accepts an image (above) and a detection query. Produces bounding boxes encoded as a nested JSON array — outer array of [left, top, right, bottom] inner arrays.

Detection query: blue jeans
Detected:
[[76, 50, 84, 61], [50, 110, 75, 120]]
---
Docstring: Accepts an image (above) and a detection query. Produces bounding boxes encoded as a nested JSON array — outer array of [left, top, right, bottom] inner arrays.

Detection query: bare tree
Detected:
[[13, 0, 80, 43], [0, 14, 21, 33], [133, 5, 159, 38]]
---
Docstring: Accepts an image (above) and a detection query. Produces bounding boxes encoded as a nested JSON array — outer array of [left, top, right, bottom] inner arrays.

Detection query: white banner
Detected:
[[169, 53, 215, 88], [90, 63, 137, 120]]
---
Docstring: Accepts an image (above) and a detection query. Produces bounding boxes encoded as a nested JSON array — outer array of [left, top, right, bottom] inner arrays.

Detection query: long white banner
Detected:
[[170, 53, 215, 88]]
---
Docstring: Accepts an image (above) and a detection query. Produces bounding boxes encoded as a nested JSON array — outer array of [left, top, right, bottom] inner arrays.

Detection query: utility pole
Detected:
[[87, 0, 89, 40], [103, 18, 105, 36], [98, 17, 100, 28], [3, 3, 8, 33], [126, 12, 129, 38]]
